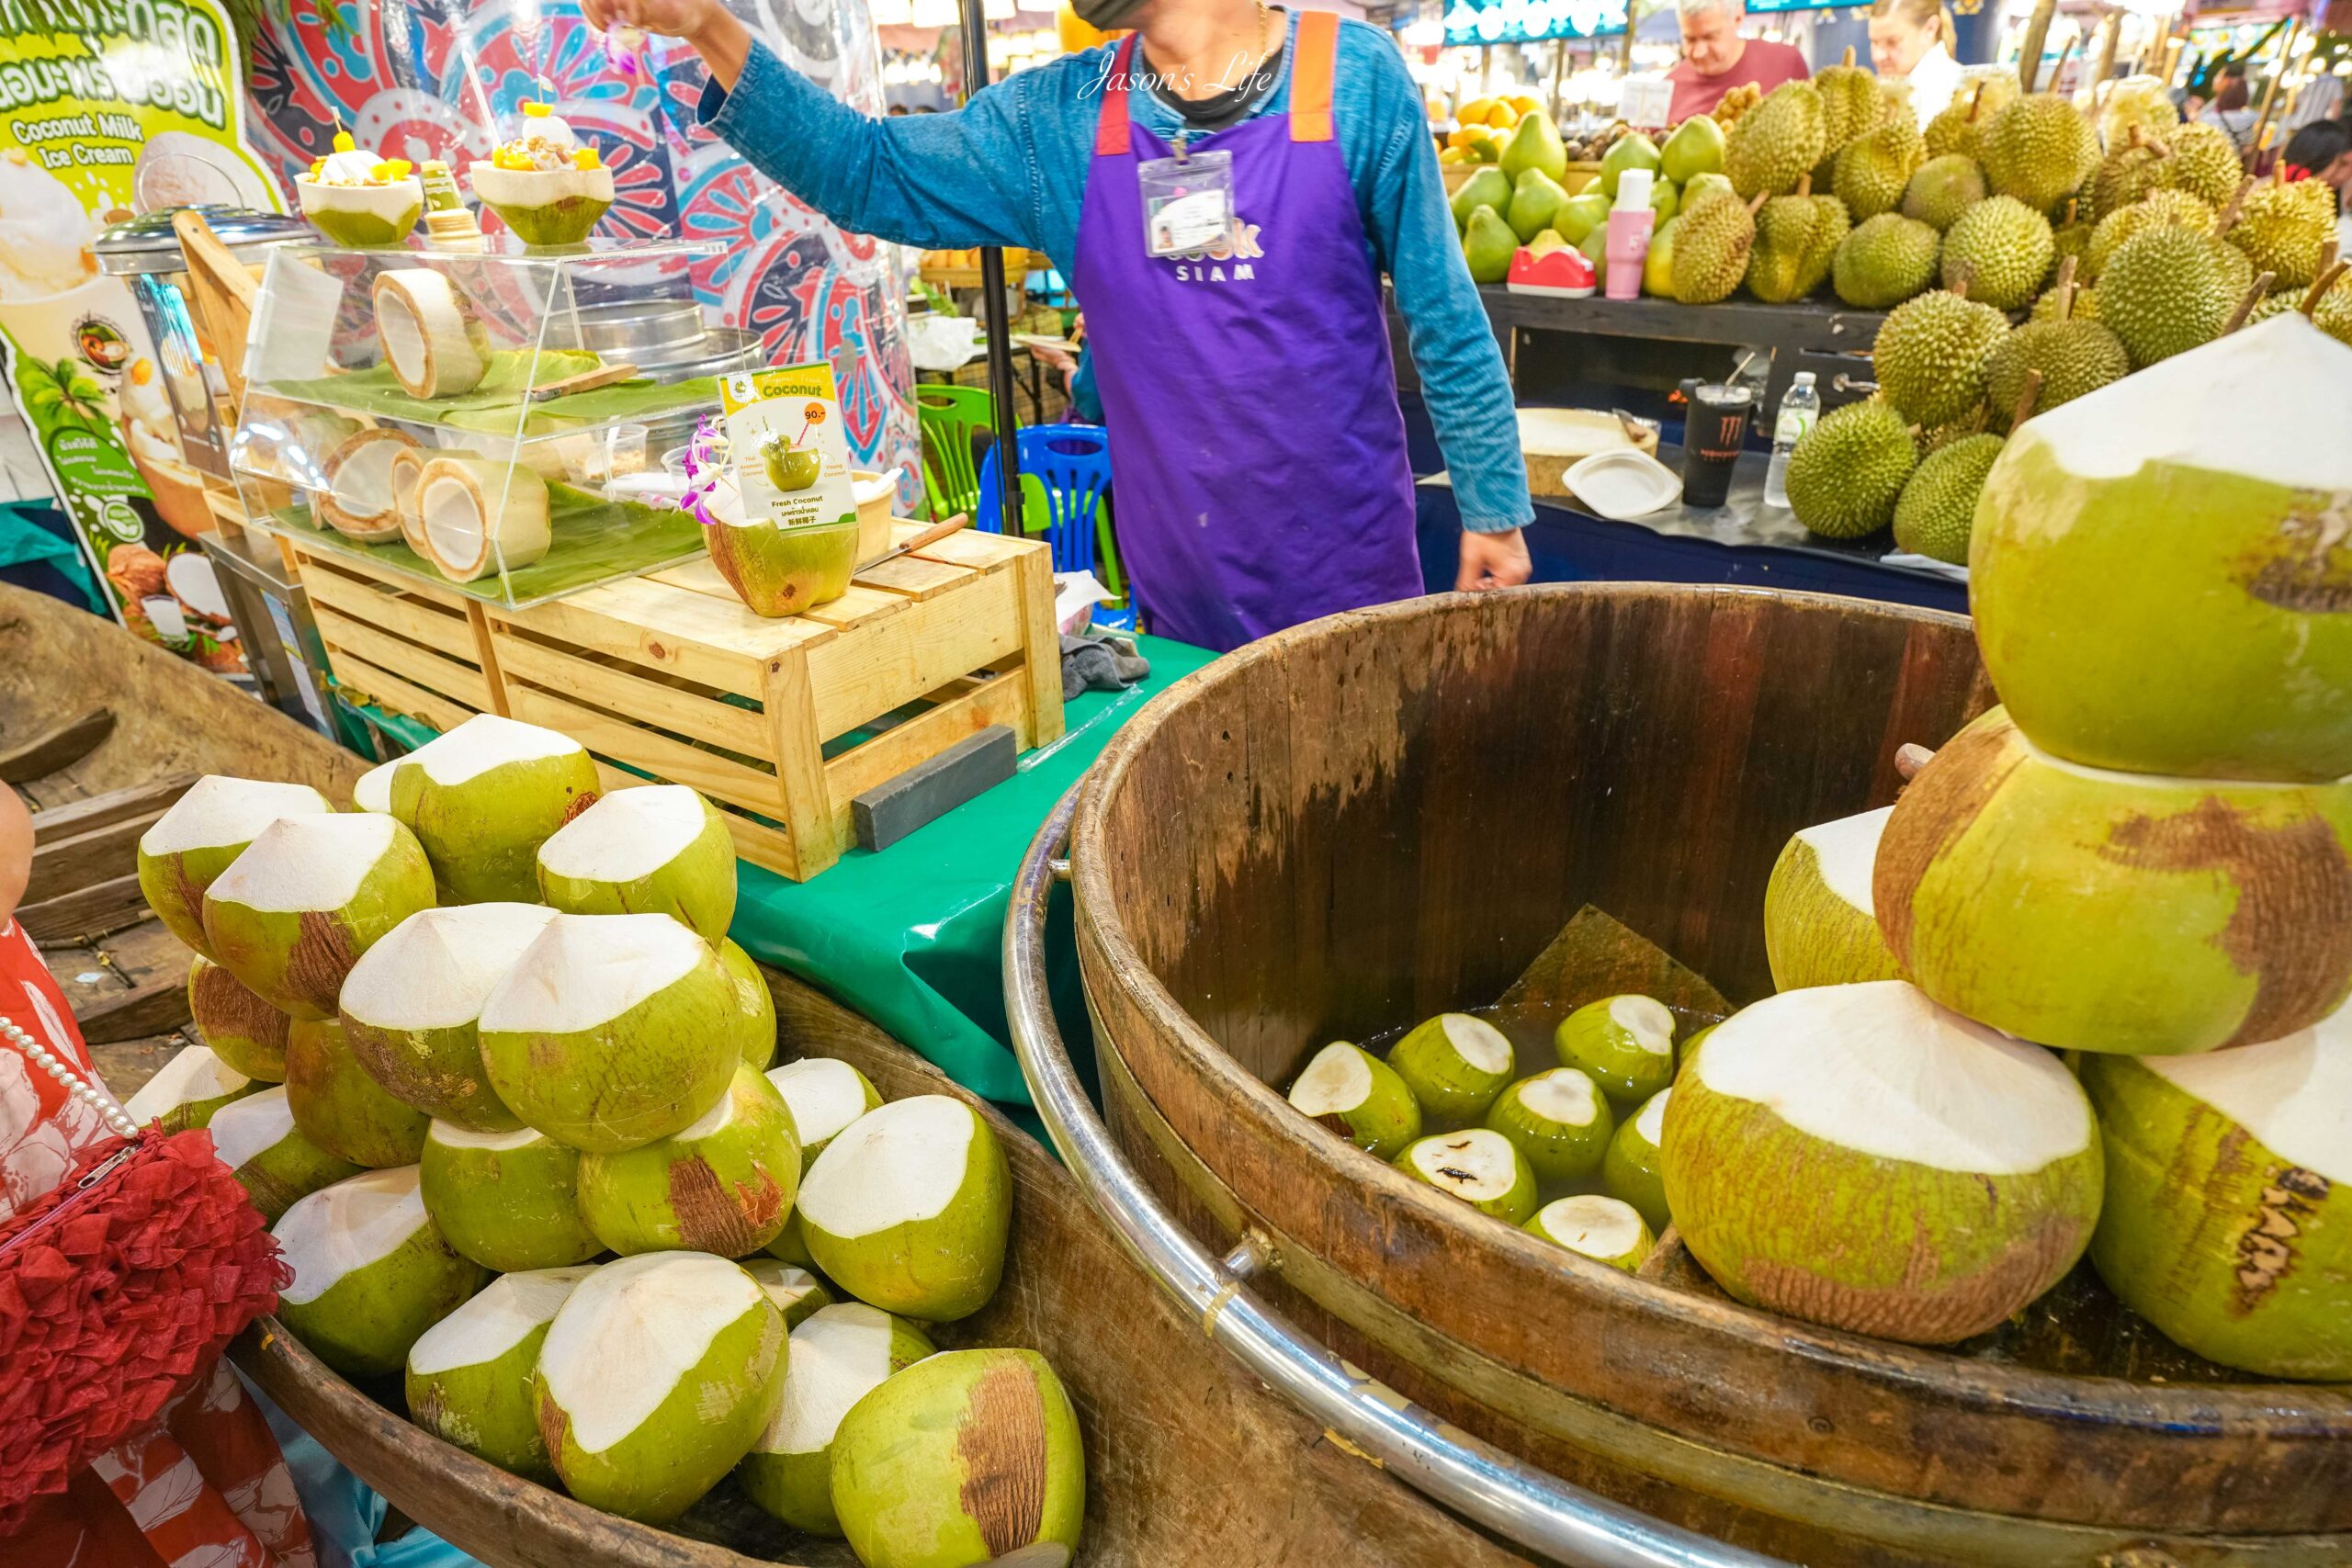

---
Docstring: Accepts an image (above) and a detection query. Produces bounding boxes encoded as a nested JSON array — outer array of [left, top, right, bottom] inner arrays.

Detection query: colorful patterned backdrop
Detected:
[[240, 0, 922, 493]]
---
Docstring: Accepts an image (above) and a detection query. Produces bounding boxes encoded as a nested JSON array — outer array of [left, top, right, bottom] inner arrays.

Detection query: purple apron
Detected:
[[1072, 15, 1422, 652]]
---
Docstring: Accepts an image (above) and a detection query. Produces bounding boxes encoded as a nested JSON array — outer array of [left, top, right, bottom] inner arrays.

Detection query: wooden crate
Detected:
[[290, 524, 1065, 883]]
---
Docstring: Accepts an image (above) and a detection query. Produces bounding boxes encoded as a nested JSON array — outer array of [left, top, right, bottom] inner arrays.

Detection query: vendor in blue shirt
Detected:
[[589, 0, 1533, 652]]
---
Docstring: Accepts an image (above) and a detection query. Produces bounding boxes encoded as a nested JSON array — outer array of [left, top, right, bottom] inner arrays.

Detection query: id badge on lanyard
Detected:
[[1139, 137, 1235, 258]]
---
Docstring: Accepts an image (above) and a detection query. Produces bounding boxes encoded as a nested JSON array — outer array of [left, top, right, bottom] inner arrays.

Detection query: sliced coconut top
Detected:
[[1634, 1087, 1670, 1147], [140, 776, 332, 856], [209, 1086, 297, 1170], [537, 785, 709, 882], [741, 1259, 825, 1313], [1694, 981, 2093, 1175], [756, 1302, 900, 1455], [1608, 996, 1676, 1056], [477, 913, 710, 1036], [1403, 1129, 1523, 1203], [401, 713, 583, 787], [426, 1119, 549, 1153], [205, 812, 406, 913], [2010, 716, 2318, 794], [767, 1058, 874, 1149], [672, 1076, 738, 1141], [125, 1045, 248, 1122], [276, 1166, 434, 1305], [352, 761, 398, 814], [2146, 1005, 2352, 1182], [1534, 1194, 1647, 1259], [1288, 1043, 1374, 1116], [341, 904, 560, 1030], [1793, 806, 1892, 916], [1432, 1014, 1512, 1075], [2025, 313, 2348, 494], [798, 1095, 976, 1237], [1513, 1068, 1601, 1127], [538, 1251, 769, 1454], [408, 1265, 596, 1375]]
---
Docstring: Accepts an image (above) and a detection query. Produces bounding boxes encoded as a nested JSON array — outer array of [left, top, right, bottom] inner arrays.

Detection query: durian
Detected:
[[1925, 73, 2018, 161], [1725, 82, 1826, 198], [2086, 126, 2170, 220], [1871, 289, 2011, 426], [1833, 112, 1925, 220], [1900, 154, 1986, 231], [2155, 122, 2245, 207], [2097, 75, 2180, 152], [2030, 282, 2098, 321], [1939, 196, 2055, 310], [1671, 190, 1765, 305], [1785, 400, 1917, 539], [2225, 176, 2335, 290], [1814, 47, 1884, 151], [2084, 186, 2213, 280], [1832, 213, 1941, 309], [1747, 176, 1837, 302], [1979, 95, 2100, 213], [2098, 224, 2236, 367], [1892, 434, 2004, 565], [1984, 265, 2128, 427]]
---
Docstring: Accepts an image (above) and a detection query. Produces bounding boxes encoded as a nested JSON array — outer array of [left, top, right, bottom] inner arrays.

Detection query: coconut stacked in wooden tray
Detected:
[[126, 713, 1084, 1568]]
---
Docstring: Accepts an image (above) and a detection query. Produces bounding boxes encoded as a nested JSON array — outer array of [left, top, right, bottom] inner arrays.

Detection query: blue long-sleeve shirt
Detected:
[[699, 14, 1532, 535]]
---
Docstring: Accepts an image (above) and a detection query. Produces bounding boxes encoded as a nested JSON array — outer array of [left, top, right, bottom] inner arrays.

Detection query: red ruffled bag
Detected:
[[0, 1016, 288, 1535]]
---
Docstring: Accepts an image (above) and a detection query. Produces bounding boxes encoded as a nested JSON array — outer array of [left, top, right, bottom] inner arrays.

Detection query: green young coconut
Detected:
[[798, 1095, 1012, 1322], [1875, 706, 2352, 1056], [1395, 1128, 1540, 1224], [405, 1264, 597, 1479], [536, 1251, 786, 1525], [187, 956, 290, 1082], [418, 1121, 602, 1272], [1603, 1088, 1673, 1233], [576, 1061, 800, 1257], [1663, 981, 2103, 1344], [719, 938, 778, 1069], [388, 713, 601, 903], [199, 812, 437, 1021], [206, 1087, 365, 1223], [829, 1348, 1085, 1568], [535, 784, 738, 942], [351, 758, 400, 814], [740, 1302, 936, 1535], [742, 1259, 835, 1328], [2083, 1005, 2352, 1380], [1482, 1067, 1612, 1184], [1385, 1012, 1516, 1126], [1525, 1193, 1655, 1270], [338, 903, 556, 1131], [476, 911, 742, 1153], [285, 1017, 431, 1168], [137, 776, 333, 960], [273, 1165, 488, 1378], [1286, 1042, 1423, 1160], [707, 518, 860, 618], [1971, 315, 2352, 782], [766, 1211, 819, 1269], [1554, 995, 1678, 1105], [122, 1044, 256, 1133], [765, 1056, 885, 1174], [1762, 806, 1904, 991]]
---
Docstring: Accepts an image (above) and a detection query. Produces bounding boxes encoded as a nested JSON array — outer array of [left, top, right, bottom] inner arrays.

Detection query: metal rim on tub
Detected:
[[1003, 783, 1786, 1568]]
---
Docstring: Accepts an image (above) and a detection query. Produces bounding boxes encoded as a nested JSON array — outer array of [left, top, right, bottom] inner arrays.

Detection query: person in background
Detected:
[[1867, 0, 1962, 121], [2199, 62, 2258, 152], [2283, 67, 2342, 130], [1666, 0, 1811, 123], [2279, 119, 2352, 254]]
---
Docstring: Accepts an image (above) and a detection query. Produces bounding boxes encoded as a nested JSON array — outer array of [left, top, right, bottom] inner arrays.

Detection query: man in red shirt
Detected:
[[1667, 0, 1812, 122]]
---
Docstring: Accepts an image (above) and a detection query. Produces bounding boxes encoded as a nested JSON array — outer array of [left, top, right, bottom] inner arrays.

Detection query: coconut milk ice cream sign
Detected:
[[0, 0, 277, 672]]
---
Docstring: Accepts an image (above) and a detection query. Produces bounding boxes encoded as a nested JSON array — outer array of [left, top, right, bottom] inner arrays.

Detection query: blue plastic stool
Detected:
[[978, 424, 1114, 579]]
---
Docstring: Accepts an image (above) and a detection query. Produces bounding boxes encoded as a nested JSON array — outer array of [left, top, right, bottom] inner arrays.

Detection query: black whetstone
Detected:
[[852, 725, 1018, 852]]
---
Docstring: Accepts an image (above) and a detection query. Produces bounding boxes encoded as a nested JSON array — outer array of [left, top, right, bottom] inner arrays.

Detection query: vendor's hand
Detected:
[[1457, 527, 1532, 592], [581, 0, 724, 43]]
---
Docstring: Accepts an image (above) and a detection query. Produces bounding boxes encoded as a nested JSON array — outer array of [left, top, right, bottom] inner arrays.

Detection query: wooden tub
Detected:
[[1067, 584, 2352, 1568]]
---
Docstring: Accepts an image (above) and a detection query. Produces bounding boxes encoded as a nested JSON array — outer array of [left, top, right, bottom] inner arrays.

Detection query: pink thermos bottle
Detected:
[[1603, 167, 1656, 302]]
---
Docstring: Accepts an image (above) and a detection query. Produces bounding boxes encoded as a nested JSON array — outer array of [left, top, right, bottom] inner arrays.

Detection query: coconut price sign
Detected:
[[0, 0, 279, 673]]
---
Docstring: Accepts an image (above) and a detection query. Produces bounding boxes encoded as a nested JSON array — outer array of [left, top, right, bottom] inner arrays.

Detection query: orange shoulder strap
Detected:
[[1289, 10, 1339, 142]]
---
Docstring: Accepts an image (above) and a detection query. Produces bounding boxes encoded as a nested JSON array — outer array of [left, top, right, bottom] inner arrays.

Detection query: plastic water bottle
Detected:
[[1762, 372, 1818, 510]]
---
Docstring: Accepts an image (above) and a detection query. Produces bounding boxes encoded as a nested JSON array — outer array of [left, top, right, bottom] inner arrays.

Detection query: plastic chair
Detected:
[[978, 424, 1112, 573], [914, 384, 994, 521]]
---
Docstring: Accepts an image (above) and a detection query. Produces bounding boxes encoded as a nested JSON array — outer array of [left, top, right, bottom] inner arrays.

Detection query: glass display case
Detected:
[[231, 237, 749, 608]]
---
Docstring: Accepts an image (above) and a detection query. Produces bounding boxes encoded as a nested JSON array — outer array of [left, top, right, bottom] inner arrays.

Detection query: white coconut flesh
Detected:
[[479, 913, 707, 1034], [1288, 1043, 1373, 1115], [671, 1078, 737, 1141], [1535, 1195, 1647, 1258], [538, 1252, 767, 1454], [756, 1303, 899, 1456], [2024, 314, 2348, 492], [352, 761, 398, 814], [742, 1260, 825, 1314], [140, 776, 331, 858], [421, 468, 497, 575], [165, 553, 231, 620], [408, 1266, 596, 1376], [1635, 1088, 1670, 1146], [124, 1045, 249, 1121], [298, 178, 423, 221], [326, 433, 410, 527], [537, 785, 707, 883], [404, 714, 584, 788], [1609, 996, 1676, 1058], [2142, 1006, 2352, 1181], [1795, 806, 1892, 917], [206, 812, 402, 913], [209, 1087, 298, 1170], [1439, 1014, 1513, 1074], [277, 1166, 434, 1305], [1517, 1069, 1601, 1126], [1694, 981, 2094, 1174], [427, 1120, 548, 1154], [375, 285, 433, 389], [766, 1058, 873, 1149], [342, 904, 559, 1030], [1404, 1130, 1523, 1204], [798, 1096, 973, 1238]]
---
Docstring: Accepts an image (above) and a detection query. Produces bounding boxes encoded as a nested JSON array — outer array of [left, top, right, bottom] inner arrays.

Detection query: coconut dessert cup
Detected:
[[295, 131, 424, 248], [470, 101, 616, 247]]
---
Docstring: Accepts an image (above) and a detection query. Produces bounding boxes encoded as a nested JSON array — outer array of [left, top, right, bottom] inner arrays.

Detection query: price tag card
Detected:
[[721, 362, 859, 530], [1139, 149, 1237, 257], [1619, 76, 1675, 131]]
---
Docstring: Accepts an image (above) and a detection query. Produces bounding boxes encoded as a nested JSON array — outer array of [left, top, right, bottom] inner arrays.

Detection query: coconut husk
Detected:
[[374, 269, 488, 400], [318, 426, 420, 544], [413, 456, 550, 582]]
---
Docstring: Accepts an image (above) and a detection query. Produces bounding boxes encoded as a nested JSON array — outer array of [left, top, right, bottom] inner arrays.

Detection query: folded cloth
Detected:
[[1060, 632, 1149, 695]]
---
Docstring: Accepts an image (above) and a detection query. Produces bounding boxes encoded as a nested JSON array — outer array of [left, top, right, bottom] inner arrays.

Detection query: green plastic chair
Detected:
[[915, 385, 995, 520]]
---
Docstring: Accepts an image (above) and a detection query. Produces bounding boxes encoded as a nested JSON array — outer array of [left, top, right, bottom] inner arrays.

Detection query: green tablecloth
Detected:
[[357, 633, 1215, 1109]]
